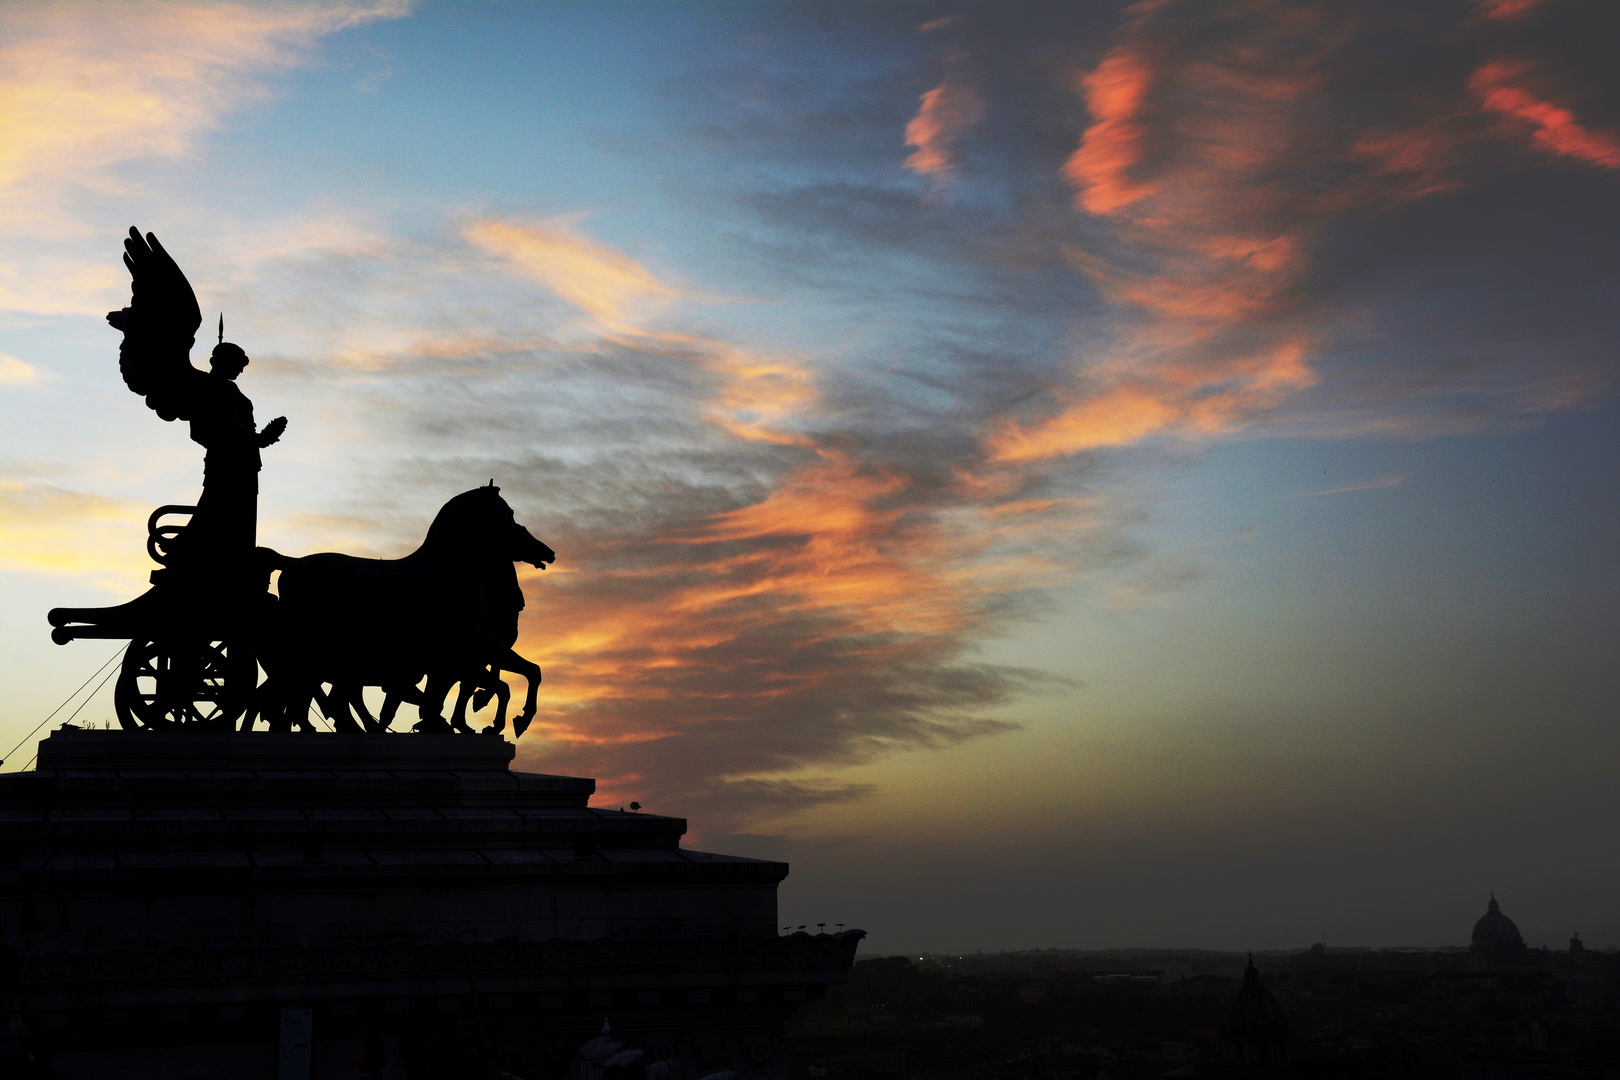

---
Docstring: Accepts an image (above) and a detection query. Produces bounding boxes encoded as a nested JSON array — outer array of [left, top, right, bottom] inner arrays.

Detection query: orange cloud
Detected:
[[988, 340, 1313, 462], [515, 461, 932, 737], [989, 385, 1178, 461], [1063, 50, 1159, 215], [464, 218, 680, 331], [508, 439, 1084, 769], [1471, 60, 1620, 169], [701, 343, 818, 447], [904, 82, 984, 178], [996, 8, 1346, 463]]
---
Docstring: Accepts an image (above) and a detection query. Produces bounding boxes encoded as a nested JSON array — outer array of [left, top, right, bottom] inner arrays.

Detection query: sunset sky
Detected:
[[2, 0, 1617, 954]]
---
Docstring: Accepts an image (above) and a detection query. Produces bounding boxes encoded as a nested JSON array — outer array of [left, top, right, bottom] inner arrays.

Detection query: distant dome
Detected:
[[1222, 958, 1288, 1068], [1227, 958, 1286, 1031], [1471, 895, 1527, 968]]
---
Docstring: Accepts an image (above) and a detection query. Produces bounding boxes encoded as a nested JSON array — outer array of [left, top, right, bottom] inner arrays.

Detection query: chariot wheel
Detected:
[[113, 638, 257, 730]]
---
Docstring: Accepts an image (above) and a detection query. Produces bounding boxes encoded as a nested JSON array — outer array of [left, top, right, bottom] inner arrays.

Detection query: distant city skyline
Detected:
[[2, 0, 1616, 953]]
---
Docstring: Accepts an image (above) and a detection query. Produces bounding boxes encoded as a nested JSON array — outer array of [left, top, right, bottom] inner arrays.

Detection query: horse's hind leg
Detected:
[[315, 683, 365, 734], [283, 683, 317, 733], [412, 673, 454, 734], [378, 691, 402, 732], [346, 684, 383, 734], [378, 683, 416, 731]]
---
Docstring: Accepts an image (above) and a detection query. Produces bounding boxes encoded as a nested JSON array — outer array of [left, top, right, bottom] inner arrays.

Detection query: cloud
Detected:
[[1107, 560, 1204, 611], [0, 1, 408, 240], [904, 81, 984, 179], [699, 340, 820, 447], [989, 4, 1344, 461], [1474, 0, 1553, 19], [1288, 472, 1405, 498], [1062, 49, 1159, 215], [0, 478, 151, 591], [0, 352, 41, 385], [464, 217, 680, 333], [1471, 60, 1620, 169], [989, 341, 1315, 461]]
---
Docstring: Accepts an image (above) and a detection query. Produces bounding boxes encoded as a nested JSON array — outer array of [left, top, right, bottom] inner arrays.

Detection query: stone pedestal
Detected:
[[0, 731, 860, 1079]]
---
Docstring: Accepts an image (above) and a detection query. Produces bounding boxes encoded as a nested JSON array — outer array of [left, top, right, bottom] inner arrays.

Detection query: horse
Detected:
[[254, 484, 553, 734]]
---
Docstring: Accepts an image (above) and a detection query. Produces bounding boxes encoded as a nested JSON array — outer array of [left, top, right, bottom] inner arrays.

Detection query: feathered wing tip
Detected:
[[108, 227, 207, 421]]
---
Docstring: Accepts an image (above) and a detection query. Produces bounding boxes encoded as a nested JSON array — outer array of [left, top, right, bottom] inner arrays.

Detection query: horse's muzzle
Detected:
[[516, 527, 556, 569]]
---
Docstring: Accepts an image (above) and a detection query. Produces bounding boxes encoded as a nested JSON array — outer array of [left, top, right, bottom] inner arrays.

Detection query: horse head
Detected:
[[424, 483, 555, 569]]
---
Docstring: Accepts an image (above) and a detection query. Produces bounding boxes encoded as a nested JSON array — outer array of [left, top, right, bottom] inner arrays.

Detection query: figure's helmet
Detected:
[[209, 315, 248, 372], [210, 341, 249, 372]]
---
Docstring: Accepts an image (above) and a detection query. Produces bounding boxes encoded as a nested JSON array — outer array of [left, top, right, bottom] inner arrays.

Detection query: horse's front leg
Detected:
[[489, 673, 511, 734], [504, 649, 542, 738], [467, 666, 510, 733]]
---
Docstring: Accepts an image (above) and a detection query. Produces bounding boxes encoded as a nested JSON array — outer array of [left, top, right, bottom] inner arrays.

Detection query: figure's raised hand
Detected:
[[259, 416, 288, 447]]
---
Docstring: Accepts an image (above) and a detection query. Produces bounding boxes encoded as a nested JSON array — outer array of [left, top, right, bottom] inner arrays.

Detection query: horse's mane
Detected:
[[420, 486, 507, 557]]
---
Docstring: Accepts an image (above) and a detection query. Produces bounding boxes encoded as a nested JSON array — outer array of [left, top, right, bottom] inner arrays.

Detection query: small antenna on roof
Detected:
[[218, 313, 224, 344]]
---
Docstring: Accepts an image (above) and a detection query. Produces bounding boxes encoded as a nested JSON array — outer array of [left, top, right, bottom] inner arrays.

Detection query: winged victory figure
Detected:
[[107, 227, 286, 580]]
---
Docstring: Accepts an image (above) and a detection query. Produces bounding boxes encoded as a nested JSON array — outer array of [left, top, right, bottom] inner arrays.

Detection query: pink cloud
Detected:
[[1471, 60, 1620, 169], [1063, 49, 1159, 215], [904, 81, 984, 178], [1474, 0, 1553, 19]]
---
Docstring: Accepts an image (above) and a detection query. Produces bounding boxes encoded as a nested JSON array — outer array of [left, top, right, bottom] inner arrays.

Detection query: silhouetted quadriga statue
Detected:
[[46, 228, 555, 735]]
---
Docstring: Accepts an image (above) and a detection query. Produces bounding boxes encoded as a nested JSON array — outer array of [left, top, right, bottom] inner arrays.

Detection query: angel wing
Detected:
[[105, 227, 207, 422]]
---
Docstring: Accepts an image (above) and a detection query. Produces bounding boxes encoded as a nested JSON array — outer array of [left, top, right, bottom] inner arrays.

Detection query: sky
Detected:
[[1, 0, 1617, 955]]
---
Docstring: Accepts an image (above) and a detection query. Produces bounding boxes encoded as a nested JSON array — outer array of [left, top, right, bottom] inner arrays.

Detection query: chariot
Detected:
[[47, 504, 271, 731]]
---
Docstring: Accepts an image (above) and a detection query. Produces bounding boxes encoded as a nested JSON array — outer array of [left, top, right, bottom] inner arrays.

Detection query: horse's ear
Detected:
[[486, 478, 500, 494]]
